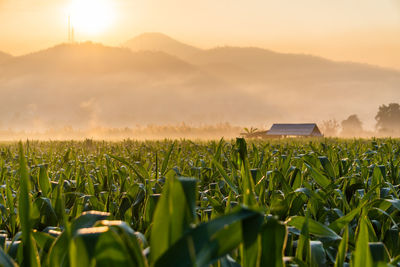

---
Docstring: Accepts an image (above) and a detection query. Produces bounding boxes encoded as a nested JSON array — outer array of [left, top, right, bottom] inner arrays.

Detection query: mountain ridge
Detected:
[[124, 32, 202, 61], [0, 51, 12, 63], [124, 32, 400, 74], [0, 33, 399, 129], [123, 33, 400, 88], [1, 42, 196, 77]]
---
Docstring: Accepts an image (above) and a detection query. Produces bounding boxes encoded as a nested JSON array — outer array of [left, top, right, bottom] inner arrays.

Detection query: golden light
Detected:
[[67, 0, 115, 35]]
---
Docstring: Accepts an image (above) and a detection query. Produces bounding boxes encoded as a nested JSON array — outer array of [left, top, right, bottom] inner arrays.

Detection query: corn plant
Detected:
[[0, 138, 398, 266]]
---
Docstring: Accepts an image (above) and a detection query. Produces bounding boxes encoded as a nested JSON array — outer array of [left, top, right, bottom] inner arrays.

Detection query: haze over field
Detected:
[[0, 1, 399, 138]]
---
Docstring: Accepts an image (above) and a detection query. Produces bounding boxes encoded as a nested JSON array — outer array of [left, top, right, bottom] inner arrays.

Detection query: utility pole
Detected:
[[68, 15, 71, 42], [68, 15, 75, 43], [71, 26, 75, 43]]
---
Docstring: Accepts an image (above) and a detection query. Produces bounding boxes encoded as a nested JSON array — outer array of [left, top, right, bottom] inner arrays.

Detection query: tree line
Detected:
[[322, 103, 400, 137]]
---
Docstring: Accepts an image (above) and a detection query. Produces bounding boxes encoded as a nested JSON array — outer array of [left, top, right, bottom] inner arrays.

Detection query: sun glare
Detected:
[[67, 0, 115, 35]]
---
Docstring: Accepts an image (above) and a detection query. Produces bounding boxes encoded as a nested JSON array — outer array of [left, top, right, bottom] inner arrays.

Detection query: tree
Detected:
[[241, 127, 263, 138], [243, 127, 258, 134], [375, 103, 400, 133], [321, 119, 339, 137], [341, 114, 363, 136]]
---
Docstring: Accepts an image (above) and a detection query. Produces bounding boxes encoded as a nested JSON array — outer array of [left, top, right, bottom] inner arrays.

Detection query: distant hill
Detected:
[[0, 41, 256, 129], [0, 35, 399, 130], [0, 51, 12, 63], [124, 33, 202, 62], [124, 33, 399, 85], [1, 42, 194, 77], [124, 33, 329, 67]]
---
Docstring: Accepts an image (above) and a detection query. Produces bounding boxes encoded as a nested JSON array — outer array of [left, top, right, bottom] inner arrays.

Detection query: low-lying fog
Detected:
[[1, 33, 399, 139]]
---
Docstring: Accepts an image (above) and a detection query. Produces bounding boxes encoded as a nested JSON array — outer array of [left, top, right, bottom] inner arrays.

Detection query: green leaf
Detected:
[[329, 206, 362, 233], [161, 142, 175, 176], [241, 213, 263, 267], [384, 228, 400, 258], [304, 162, 331, 189], [384, 198, 400, 211], [334, 225, 348, 267], [236, 138, 257, 207], [97, 220, 148, 267], [0, 247, 18, 267], [144, 194, 159, 227], [32, 197, 58, 229], [6, 179, 16, 236], [153, 207, 263, 267], [310, 241, 326, 267], [64, 211, 106, 231], [33, 231, 56, 252], [288, 216, 341, 241], [295, 212, 310, 264], [177, 177, 198, 222], [260, 216, 287, 267], [70, 222, 148, 267], [48, 211, 110, 267], [351, 216, 373, 267], [318, 156, 336, 179], [212, 159, 239, 195], [220, 255, 241, 267], [18, 143, 40, 267], [371, 166, 383, 198], [270, 170, 293, 195], [38, 165, 51, 198], [150, 172, 196, 264], [33, 231, 56, 263], [368, 242, 390, 264], [108, 154, 146, 184]]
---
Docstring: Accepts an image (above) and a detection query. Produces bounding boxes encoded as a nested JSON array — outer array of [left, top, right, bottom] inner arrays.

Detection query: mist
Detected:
[[0, 34, 399, 139]]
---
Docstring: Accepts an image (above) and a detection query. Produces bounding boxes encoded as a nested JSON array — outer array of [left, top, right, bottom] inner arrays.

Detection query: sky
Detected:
[[0, 0, 399, 69]]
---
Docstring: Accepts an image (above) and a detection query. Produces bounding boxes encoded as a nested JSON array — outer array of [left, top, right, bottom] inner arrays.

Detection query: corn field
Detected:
[[0, 138, 399, 266]]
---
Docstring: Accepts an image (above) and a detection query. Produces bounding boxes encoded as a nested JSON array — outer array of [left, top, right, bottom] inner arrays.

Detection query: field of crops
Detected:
[[0, 138, 399, 266]]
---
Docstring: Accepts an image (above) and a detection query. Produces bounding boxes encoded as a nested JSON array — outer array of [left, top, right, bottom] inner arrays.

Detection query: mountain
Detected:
[[124, 33, 399, 85], [0, 51, 12, 63], [0, 35, 399, 131], [124, 33, 202, 62], [124, 33, 400, 115], [0, 42, 194, 77], [0, 42, 259, 129], [124, 33, 328, 67]]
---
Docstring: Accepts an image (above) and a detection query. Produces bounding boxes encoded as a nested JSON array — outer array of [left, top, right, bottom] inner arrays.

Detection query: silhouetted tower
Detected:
[[68, 15, 71, 41], [71, 27, 75, 43], [68, 15, 75, 43]]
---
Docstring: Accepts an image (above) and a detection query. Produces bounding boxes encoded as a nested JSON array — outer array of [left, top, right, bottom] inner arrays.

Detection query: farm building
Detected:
[[266, 123, 323, 138], [241, 123, 323, 138]]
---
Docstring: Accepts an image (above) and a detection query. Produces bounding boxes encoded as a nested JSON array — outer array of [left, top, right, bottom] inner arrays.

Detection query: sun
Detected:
[[67, 0, 115, 35]]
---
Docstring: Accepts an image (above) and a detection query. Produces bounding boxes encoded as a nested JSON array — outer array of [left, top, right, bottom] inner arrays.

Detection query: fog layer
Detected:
[[1, 33, 399, 137]]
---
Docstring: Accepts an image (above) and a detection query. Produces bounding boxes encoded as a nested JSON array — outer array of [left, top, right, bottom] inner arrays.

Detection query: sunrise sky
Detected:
[[0, 0, 399, 69]]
